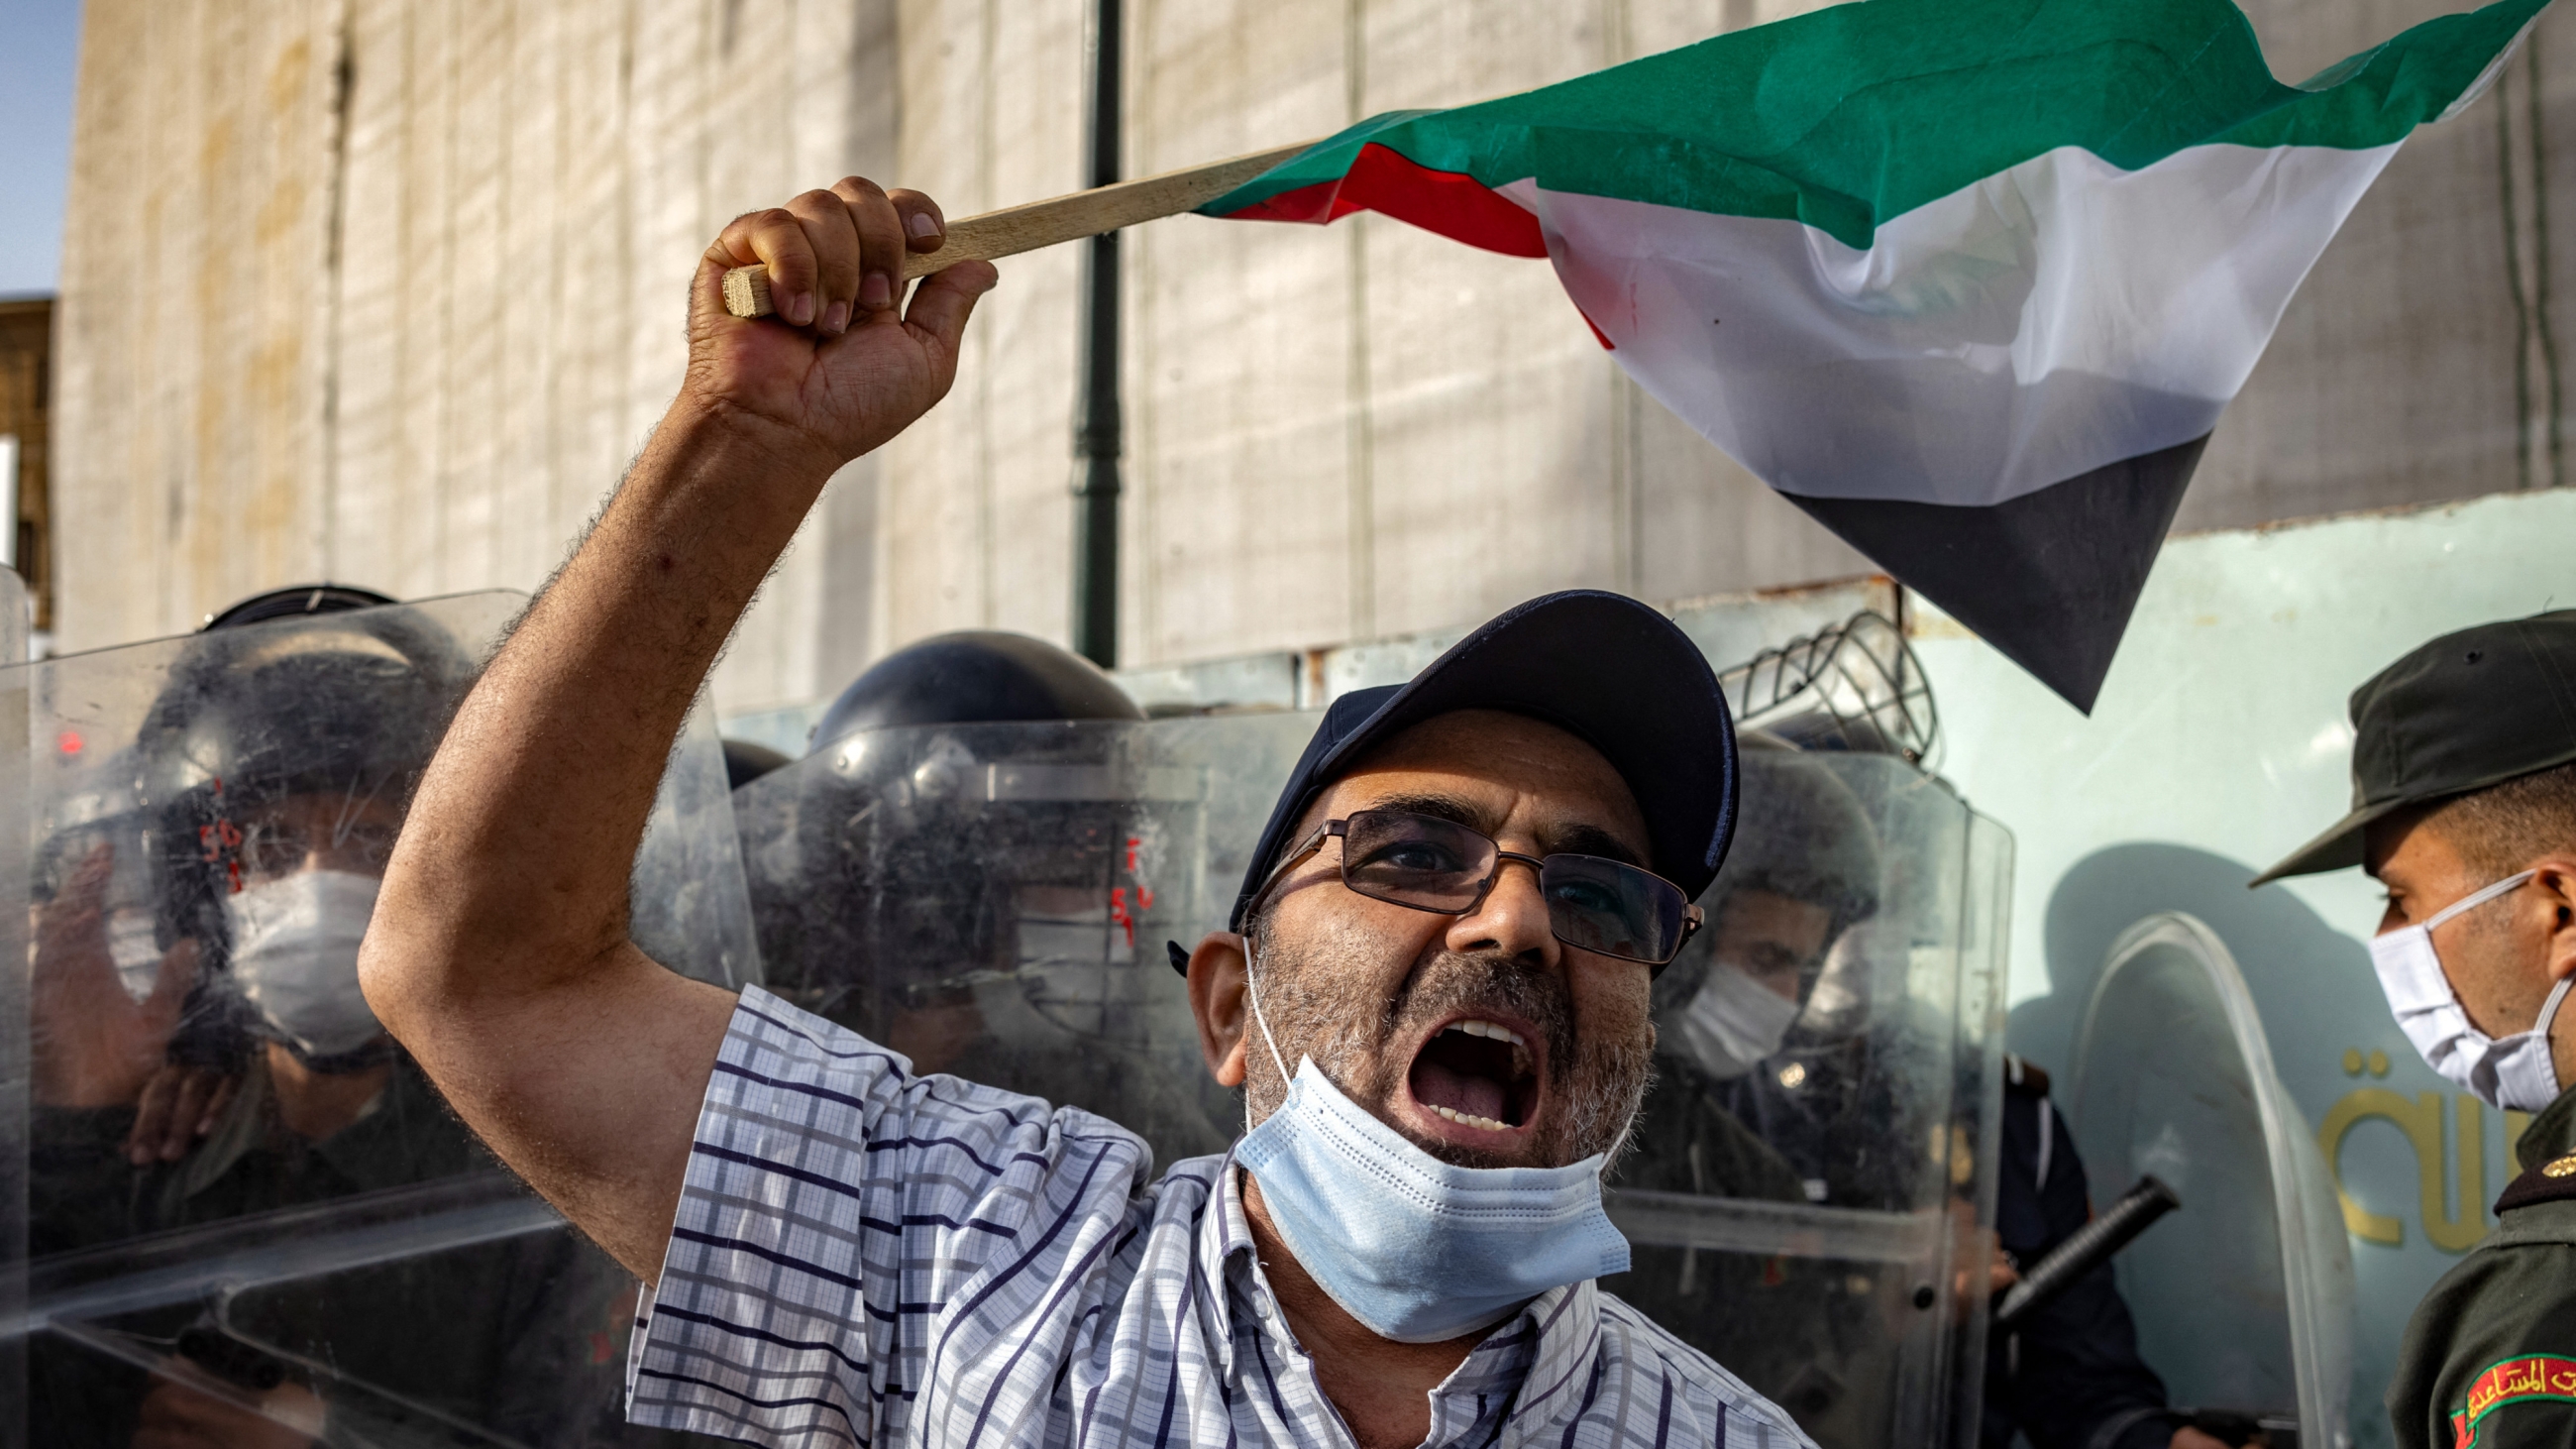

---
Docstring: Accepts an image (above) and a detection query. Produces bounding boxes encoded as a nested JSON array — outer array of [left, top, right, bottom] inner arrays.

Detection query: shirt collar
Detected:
[[1199, 1151, 1265, 1376], [2523, 1084, 2576, 1171]]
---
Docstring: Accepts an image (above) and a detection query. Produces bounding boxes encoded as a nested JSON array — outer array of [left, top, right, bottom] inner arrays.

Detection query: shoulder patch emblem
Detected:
[[2495, 1157, 2576, 1214], [2454, 1356, 2576, 1448]]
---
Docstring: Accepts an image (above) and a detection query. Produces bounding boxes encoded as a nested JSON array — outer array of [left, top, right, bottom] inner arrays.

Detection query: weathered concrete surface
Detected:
[[50, 0, 2574, 717]]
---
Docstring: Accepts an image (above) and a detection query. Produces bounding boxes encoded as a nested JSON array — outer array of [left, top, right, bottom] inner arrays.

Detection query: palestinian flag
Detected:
[[1201, 0, 2544, 711]]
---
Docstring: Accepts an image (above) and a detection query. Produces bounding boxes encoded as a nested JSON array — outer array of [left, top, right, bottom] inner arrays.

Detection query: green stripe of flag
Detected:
[[1202, 0, 2546, 251]]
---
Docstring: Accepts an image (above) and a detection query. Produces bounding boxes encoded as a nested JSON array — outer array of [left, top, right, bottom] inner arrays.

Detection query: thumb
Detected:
[[901, 261, 999, 364]]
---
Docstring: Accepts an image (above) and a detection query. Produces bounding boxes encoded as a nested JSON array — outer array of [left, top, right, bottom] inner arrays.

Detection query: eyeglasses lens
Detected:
[[1341, 811, 1685, 965], [1341, 811, 1492, 912], [1540, 854, 1683, 963]]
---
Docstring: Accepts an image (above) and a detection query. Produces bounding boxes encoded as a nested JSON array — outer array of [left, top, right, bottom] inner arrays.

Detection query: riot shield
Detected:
[[1600, 748, 2011, 1449], [733, 711, 1318, 1168], [2067, 914, 2355, 1449], [0, 568, 31, 1449], [10, 591, 756, 1448]]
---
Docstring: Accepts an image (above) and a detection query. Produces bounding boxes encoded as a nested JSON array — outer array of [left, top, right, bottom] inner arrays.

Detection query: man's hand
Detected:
[[2171, 1429, 2233, 1449], [31, 844, 201, 1111], [679, 179, 999, 477], [133, 1361, 322, 1449], [366, 178, 993, 1282], [127, 1063, 240, 1165]]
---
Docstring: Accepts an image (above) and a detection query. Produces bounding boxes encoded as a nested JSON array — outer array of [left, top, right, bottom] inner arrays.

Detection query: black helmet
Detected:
[[1653, 740, 1882, 1022], [1712, 738, 1883, 935], [759, 634, 1152, 1022], [722, 737, 793, 790], [808, 630, 1140, 754], [200, 583, 397, 632], [141, 603, 475, 833], [136, 598, 476, 1066]]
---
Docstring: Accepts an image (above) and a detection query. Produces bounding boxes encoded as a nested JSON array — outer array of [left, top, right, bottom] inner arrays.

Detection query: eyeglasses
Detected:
[[1249, 809, 1702, 968]]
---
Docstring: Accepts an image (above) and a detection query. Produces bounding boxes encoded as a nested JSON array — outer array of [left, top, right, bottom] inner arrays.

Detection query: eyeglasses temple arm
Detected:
[[1241, 820, 1344, 925]]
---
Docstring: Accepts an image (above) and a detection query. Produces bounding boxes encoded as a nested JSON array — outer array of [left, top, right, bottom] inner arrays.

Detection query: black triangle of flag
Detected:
[[1781, 435, 2206, 715]]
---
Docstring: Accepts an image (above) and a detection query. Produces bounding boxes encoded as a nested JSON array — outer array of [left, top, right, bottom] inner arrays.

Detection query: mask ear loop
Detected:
[[1241, 935, 1294, 1085], [2425, 869, 2540, 932], [1239, 936, 1296, 1138], [2534, 971, 2576, 1044]]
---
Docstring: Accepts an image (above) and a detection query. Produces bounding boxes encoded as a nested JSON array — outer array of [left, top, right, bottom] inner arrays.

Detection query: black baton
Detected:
[[1992, 1174, 2181, 1332]]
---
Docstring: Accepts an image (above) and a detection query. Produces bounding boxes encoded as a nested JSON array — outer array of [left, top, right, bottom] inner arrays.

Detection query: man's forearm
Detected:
[[355, 177, 992, 1275], [374, 402, 832, 1010]]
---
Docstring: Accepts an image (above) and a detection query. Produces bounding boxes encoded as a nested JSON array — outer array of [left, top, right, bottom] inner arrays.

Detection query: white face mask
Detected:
[[224, 870, 384, 1059], [1669, 960, 1802, 1080], [2369, 869, 2572, 1111]]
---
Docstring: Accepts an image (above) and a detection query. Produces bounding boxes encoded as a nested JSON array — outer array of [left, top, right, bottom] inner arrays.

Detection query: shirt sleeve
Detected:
[[623, 986, 1157, 1449], [2390, 1232, 2576, 1449]]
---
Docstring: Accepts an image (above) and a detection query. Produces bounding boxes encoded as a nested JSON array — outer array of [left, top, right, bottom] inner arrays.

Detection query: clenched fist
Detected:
[[681, 177, 999, 473]]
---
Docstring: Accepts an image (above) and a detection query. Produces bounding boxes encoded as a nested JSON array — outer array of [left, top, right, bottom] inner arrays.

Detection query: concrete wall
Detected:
[[49, 0, 2576, 719]]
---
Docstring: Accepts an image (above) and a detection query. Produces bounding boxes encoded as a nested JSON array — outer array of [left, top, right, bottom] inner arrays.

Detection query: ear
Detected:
[[2538, 858, 2576, 985], [1186, 932, 1252, 1087]]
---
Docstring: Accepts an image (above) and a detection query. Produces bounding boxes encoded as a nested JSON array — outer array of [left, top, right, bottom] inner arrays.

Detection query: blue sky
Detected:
[[1, 0, 82, 297]]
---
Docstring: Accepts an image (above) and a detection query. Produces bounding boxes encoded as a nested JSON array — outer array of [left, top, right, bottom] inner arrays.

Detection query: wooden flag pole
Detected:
[[720, 140, 1318, 319]]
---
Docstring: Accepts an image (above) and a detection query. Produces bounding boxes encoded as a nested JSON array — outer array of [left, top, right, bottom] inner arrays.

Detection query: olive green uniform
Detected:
[[2390, 1087, 2576, 1449]]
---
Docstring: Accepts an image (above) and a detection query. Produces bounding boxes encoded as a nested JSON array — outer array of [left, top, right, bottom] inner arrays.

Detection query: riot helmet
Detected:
[[722, 737, 792, 790], [1655, 733, 1882, 1079], [200, 583, 398, 631], [809, 628, 1142, 749], [136, 593, 476, 1070], [738, 632, 1233, 1156], [760, 631, 1150, 1033]]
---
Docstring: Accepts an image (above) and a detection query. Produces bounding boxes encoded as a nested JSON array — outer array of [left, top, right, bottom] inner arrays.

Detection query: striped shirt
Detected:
[[627, 986, 1813, 1449]]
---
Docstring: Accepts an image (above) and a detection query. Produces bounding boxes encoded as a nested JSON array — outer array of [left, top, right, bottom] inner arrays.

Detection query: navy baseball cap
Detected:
[[1205, 590, 1738, 950]]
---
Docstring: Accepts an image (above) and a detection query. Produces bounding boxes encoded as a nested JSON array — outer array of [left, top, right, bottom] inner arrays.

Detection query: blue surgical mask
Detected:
[[1232, 942, 1631, 1343]]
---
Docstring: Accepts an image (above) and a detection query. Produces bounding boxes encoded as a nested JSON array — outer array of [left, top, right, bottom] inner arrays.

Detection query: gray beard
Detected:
[[1241, 924, 1655, 1170]]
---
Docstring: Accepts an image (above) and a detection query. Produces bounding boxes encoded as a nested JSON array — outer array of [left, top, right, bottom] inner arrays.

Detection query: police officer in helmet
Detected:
[[749, 628, 1143, 1041], [28, 586, 626, 1449], [742, 629, 1232, 1159]]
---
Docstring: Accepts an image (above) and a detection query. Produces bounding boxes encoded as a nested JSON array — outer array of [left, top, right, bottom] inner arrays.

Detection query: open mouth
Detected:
[[1406, 1017, 1542, 1134]]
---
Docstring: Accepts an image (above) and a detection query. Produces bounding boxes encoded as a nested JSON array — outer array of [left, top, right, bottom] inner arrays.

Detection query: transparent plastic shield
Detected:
[[10, 591, 755, 1448], [734, 712, 1318, 1168], [1600, 750, 2010, 1449], [0, 569, 31, 1449], [2068, 913, 2356, 1449]]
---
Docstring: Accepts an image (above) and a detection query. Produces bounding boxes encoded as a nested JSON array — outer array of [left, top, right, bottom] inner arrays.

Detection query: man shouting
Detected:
[[360, 176, 1809, 1449]]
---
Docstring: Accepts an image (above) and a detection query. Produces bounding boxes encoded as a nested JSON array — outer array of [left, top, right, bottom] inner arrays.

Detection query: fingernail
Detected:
[[788, 290, 816, 326], [862, 271, 893, 309], [908, 213, 940, 241], [824, 299, 851, 334]]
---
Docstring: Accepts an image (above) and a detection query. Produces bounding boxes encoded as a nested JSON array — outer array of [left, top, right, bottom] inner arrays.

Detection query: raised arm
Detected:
[[360, 179, 998, 1280]]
